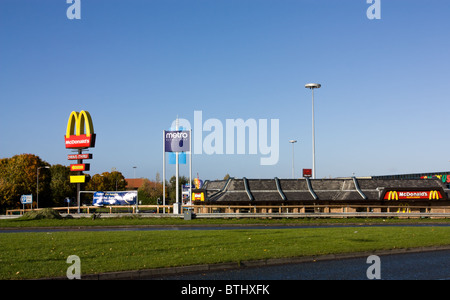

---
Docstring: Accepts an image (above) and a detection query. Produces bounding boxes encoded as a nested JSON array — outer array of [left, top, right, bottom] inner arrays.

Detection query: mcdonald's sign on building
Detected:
[[65, 110, 96, 149], [383, 190, 444, 200]]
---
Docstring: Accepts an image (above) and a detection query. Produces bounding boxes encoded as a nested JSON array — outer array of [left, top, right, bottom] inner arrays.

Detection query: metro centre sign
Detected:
[[165, 130, 190, 152]]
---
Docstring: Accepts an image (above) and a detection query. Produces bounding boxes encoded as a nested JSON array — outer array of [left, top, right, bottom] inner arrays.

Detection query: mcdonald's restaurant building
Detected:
[[192, 175, 450, 215]]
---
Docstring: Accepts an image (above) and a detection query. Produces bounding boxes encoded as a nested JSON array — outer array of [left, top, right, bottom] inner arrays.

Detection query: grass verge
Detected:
[[1, 226, 450, 279], [1, 215, 450, 228]]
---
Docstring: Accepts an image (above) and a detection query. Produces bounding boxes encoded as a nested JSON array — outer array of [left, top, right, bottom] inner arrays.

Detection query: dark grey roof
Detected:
[[202, 177, 447, 203]]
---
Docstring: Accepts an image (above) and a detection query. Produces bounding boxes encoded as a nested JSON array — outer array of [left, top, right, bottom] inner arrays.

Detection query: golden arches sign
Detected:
[[429, 190, 440, 200], [66, 110, 94, 138], [387, 191, 398, 200], [64, 110, 96, 149]]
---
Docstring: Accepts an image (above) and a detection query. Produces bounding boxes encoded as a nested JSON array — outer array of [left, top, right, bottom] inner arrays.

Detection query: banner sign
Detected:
[[169, 152, 186, 164], [93, 191, 137, 206], [165, 131, 190, 152], [182, 184, 191, 201], [383, 190, 444, 200]]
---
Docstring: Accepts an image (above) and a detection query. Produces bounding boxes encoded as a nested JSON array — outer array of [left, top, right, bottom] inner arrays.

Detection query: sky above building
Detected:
[[1, 0, 449, 181]]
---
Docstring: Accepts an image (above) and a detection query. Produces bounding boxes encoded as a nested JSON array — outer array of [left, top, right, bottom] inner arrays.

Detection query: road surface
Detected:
[[149, 249, 450, 280]]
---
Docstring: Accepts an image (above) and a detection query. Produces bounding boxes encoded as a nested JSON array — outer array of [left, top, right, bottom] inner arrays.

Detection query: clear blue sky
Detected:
[[1, 0, 449, 181]]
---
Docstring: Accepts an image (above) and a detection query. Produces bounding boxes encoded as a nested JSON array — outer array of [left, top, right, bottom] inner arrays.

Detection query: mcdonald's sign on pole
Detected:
[[65, 110, 96, 149], [64, 110, 96, 213]]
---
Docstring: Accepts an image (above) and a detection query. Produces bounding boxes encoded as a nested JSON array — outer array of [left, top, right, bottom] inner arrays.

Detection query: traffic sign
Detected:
[[20, 194, 33, 204]]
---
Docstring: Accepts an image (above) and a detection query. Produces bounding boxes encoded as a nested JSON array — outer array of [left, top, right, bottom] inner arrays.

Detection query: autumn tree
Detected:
[[167, 175, 188, 201], [49, 164, 76, 206], [0, 154, 51, 211], [86, 171, 127, 192], [138, 178, 163, 204]]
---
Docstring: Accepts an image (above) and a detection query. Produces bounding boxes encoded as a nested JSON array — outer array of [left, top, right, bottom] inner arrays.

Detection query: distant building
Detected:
[[193, 177, 449, 214], [372, 171, 450, 188], [125, 178, 145, 190]]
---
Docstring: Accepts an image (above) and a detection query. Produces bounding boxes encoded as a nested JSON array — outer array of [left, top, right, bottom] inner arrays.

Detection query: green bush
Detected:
[[20, 208, 62, 220]]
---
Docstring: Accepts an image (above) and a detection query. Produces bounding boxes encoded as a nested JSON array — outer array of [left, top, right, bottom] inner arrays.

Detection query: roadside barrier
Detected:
[[5, 204, 450, 218]]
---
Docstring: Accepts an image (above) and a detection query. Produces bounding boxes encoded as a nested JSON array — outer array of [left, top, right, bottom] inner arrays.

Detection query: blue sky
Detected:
[[1, 0, 449, 181]]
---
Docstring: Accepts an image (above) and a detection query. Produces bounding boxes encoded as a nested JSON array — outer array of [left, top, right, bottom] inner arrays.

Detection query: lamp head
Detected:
[[305, 83, 321, 89]]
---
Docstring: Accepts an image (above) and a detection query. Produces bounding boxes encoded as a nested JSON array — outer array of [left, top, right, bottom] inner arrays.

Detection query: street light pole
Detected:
[[289, 140, 297, 179], [305, 83, 321, 179]]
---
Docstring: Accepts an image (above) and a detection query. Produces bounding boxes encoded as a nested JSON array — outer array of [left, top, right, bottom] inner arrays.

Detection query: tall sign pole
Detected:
[[163, 130, 166, 213], [189, 129, 192, 206], [163, 123, 191, 214], [175, 118, 179, 211], [305, 83, 321, 179], [65, 110, 96, 213]]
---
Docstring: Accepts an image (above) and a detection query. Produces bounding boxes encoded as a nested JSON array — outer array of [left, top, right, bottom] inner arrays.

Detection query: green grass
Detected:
[[1, 215, 450, 228], [1, 226, 450, 279]]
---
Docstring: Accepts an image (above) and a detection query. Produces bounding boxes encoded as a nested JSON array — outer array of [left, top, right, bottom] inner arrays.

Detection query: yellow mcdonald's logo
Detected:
[[429, 190, 440, 200], [65, 110, 96, 149], [387, 191, 398, 200], [397, 203, 411, 213], [66, 110, 94, 138]]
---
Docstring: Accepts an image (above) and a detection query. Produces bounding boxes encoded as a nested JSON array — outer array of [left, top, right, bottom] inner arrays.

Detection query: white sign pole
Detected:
[[175, 118, 179, 213], [189, 129, 192, 206], [163, 130, 166, 214]]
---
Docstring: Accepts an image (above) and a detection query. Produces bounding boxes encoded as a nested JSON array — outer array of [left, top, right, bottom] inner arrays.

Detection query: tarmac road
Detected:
[[149, 249, 450, 280]]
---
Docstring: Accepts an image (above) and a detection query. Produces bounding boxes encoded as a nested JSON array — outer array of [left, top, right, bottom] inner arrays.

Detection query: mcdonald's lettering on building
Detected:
[[384, 190, 443, 200], [65, 110, 96, 149]]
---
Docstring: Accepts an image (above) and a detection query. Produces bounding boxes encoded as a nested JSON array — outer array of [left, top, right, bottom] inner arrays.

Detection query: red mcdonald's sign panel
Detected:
[[303, 169, 312, 178]]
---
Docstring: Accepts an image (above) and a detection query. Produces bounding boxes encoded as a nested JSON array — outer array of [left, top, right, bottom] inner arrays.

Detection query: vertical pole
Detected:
[[189, 129, 192, 205], [77, 149, 82, 213], [291, 142, 295, 179], [135, 191, 138, 213], [312, 88, 316, 179], [175, 119, 179, 213], [163, 130, 166, 214], [36, 168, 39, 210]]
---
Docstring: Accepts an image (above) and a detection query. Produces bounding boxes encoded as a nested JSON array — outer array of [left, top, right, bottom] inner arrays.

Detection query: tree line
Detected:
[[0, 154, 189, 213]]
